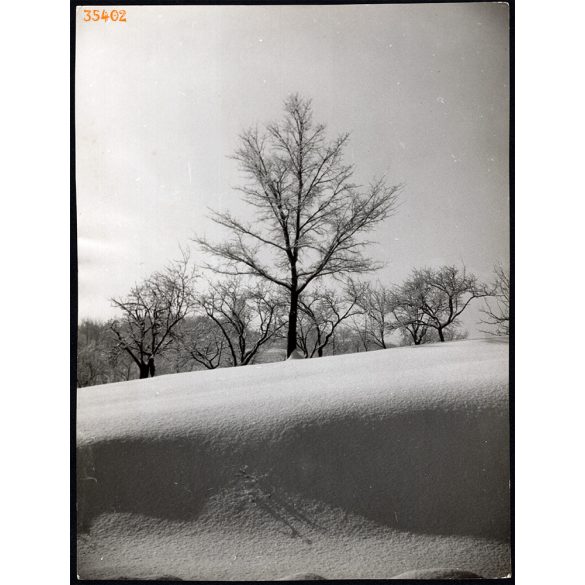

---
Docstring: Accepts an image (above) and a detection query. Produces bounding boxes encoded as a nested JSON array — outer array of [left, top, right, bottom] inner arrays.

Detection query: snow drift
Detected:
[[77, 338, 510, 580]]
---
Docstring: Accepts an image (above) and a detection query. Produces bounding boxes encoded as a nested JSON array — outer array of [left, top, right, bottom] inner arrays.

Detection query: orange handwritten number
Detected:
[[83, 8, 127, 23]]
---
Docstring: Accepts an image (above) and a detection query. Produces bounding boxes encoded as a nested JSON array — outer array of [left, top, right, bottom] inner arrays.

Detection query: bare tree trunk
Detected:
[[408, 329, 419, 345], [287, 288, 298, 357], [138, 363, 149, 378], [437, 327, 445, 342]]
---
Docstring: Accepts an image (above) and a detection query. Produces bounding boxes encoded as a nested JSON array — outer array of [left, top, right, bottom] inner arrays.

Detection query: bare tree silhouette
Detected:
[[480, 263, 510, 335], [195, 94, 400, 357], [393, 265, 488, 342], [110, 252, 196, 378]]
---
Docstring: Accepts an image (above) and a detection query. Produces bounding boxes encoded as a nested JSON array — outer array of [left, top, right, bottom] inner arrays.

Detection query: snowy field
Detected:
[[77, 338, 510, 580]]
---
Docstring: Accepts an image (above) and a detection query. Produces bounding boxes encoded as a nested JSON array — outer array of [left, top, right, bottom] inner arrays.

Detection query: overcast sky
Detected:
[[76, 3, 509, 336]]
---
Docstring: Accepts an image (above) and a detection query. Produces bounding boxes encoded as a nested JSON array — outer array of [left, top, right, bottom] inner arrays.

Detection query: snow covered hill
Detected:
[[77, 338, 510, 580]]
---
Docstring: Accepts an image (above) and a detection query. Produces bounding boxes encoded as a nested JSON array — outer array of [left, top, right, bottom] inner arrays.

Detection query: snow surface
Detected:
[[77, 338, 510, 580]]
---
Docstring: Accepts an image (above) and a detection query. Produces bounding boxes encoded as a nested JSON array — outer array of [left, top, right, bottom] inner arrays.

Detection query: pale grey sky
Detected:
[[76, 3, 509, 336]]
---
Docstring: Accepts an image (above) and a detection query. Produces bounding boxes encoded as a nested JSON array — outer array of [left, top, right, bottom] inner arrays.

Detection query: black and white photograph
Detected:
[[74, 2, 511, 580]]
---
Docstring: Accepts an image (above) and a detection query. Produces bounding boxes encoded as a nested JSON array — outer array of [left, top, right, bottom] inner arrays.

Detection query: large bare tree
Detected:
[[195, 94, 400, 357], [110, 254, 196, 378]]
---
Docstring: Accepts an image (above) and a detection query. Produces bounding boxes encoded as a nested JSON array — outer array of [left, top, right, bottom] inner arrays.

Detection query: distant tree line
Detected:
[[77, 261, 509, 387]]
